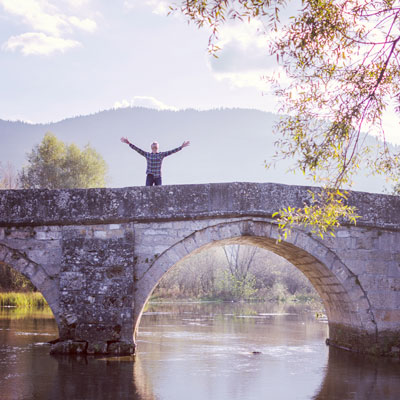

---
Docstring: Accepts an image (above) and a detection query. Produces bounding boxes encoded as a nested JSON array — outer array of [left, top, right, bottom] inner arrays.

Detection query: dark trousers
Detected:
[[146, 174, 162, 186]]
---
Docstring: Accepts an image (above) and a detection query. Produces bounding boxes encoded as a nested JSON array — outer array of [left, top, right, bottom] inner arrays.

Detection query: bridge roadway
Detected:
[[0, 182, 399, 357]]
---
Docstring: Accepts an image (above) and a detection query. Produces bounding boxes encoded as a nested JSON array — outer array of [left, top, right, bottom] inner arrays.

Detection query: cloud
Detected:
[[114, 96, 178, 111], [67, 0, 90, 7], [207, 19, 280, 91], [123, 0, 169, 16], [0, 0, 67, 36], [0, 0, 96, 55], [2, 32, 81, 55], [68, 15, 96, 32]]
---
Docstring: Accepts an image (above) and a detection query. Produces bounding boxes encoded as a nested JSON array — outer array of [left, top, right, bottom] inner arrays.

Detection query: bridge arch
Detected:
[[0, 243, 61, 329], [134, 219, 377, 349]]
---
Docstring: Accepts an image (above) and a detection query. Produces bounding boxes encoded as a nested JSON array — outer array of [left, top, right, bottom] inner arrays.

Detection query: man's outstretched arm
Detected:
[[120, 137, 147, 157], [162, 141, 190, 157]]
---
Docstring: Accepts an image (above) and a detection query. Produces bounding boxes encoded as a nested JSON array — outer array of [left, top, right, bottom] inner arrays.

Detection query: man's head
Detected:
[[151, 141, 159, 153]]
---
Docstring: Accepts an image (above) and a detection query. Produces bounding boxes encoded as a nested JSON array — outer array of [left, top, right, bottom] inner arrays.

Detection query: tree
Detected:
[[220, 245, 259, 300], [0, 161, 19, 189], [222, 244, 258, 281], [19, 132, 108, 189], [172, 0, 400, 237]]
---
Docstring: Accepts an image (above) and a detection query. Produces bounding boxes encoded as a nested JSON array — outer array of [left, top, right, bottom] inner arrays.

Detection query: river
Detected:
[[0, 302, 399, 400]]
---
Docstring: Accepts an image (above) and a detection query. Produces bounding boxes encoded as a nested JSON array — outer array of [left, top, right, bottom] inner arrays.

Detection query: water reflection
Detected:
[[314, 347, 400, 400], [0, 303, 399, 400]]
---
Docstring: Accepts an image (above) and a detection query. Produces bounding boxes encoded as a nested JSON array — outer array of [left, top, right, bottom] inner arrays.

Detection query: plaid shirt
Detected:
[[129, 143, 183, 177]]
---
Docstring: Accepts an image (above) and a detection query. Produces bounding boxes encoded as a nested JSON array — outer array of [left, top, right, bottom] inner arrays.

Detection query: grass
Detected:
[[0, 291, 49, 309]]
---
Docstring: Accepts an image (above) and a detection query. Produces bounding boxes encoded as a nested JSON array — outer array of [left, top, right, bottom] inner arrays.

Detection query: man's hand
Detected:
[[182, 141, 190, 148], [121, 137, 130, 145]]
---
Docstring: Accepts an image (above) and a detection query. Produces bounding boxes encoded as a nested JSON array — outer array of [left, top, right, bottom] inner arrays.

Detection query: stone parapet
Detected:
[[1, 183, 399, 230]]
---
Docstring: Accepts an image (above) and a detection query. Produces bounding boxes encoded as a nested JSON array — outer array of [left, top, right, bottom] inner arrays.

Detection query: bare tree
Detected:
[[222, 245, 258, 281], [0, 162, 19, 189]]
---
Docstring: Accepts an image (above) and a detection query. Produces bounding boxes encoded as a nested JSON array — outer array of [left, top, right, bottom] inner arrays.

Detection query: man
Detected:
[[121, 137, 190, 186]]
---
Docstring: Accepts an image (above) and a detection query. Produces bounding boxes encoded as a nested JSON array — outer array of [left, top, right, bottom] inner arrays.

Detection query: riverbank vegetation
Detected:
[[152, 245, 322, 304], [0, 264, 48, 309], [0, 291, 48, 309]]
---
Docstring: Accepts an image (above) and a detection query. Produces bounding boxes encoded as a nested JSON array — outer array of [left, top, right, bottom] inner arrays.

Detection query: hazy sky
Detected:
[[0, 0, 280, 124], [1, 0, 399, 144]]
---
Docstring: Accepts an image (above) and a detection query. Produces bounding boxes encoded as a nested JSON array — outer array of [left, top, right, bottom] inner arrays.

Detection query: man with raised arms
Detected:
[[121, 137, 190, 186]]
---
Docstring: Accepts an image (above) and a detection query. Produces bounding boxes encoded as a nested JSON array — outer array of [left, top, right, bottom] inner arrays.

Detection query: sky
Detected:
[[0, 0, 399, 145], [0, 0, 280, 124]]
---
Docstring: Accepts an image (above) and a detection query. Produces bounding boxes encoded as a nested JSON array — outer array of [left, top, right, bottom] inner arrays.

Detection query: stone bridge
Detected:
[[0, 183, 399, 357]]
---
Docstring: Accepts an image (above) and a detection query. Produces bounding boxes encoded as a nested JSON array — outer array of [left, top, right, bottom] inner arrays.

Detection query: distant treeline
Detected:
[[153, 245, 321, 303]]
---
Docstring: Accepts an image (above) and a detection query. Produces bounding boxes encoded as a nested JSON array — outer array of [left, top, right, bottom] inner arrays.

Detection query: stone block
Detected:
[[171, 241, 189, 261], [60, 272, 84, 290], [364, 260, 388, 275], [35, 229, 62, 240], [41, 282, 60, 307], [75, 323, 118, 342], [387, 278, 400, 294], [0, 245, 8, 261], [292, 232, 320, 257], [6, 227, 35, 239], [140, 233, 176, 247], [66, 313, 78, 325], [107, 229, 125, 239], [31, 268, 49, 288], [369, 290, 399, 309], [0, 228, 4, 240], [378, 232, 400, 251], [93, 230, 107, 239], [320, 276, 339, 286], [388, 261, 400, 277], [374, 310, 400, 331], [143, 228, 169, 236], [336, 229, 350, 238], [62, 237, 134, 267], [10, 256, 29, 273], [87, 341, 108, 354], [108, 341, 135, 355], [42, 263, 61, 278], [26, 248, 55, 265], [22, 262, 39, 279], [50, 340, 88, 355], [109, 224, 121, 230], [353, 296, 370, 312], [247, 221, 270, 238], [330, 260, 351, 283], [62, 225, 91, 239], [182, 235, 199, 255]]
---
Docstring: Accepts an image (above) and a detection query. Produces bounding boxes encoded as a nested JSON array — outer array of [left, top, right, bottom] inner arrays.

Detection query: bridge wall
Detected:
[[0, 183, 399, 357]]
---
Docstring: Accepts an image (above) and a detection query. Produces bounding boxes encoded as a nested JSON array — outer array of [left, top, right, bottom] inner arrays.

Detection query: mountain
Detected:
[[0, 107, 392, 192]]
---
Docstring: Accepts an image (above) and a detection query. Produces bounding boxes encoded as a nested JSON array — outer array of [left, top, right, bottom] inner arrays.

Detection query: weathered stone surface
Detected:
[[108, 341, 135, 355], [328, 323, 400, 358], [0, 183, 399, 229], [0, 183, 400, 357], [50, 340, 88, 355]]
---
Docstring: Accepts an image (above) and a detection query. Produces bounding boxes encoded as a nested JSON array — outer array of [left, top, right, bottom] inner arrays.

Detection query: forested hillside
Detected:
[[0, 107, 391, 192]]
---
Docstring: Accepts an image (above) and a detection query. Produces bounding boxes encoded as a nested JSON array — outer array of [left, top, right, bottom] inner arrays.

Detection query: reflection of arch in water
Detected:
[[314, 346, 400, 399], [47, 356, 155, 400], [133, 355, 157, 400], [0, 243, 60, 329], [134, 220, 375, 345]]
